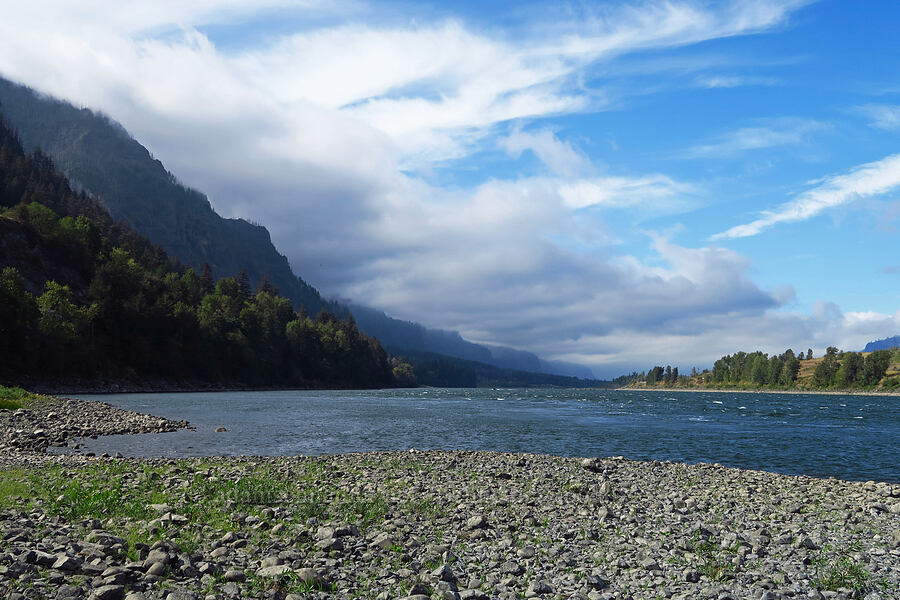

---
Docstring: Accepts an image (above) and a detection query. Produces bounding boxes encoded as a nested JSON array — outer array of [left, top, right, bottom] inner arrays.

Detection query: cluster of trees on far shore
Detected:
[[632, 347, 899, 391], [0, 113, 414, 389]]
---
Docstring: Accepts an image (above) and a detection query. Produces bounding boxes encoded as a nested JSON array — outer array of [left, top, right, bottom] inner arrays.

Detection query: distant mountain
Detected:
[[348, 303, 597, 379], [396, 349, 607, 389], [0, 75, 598, 384], [863, 336, 900, 352]]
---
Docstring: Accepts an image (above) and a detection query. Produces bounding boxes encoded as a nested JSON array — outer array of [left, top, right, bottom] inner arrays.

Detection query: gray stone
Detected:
[[526, 580, 552, 597], [295, 567, 325, 586], [499, 560, 523, 575], [89, 586, 125, 600], [640, 557, 660, 571], [146, 562, 167, 576], [315, 537, 343, 551], [256, 564, 294, 577], [793, 536, 818, 550], [466, 515, 488, 529], [581, 458, 601, 472], [371, 533, 396, 549], [432, 563, 456, 581], [55, 585, 82, 599], [53, 555, 83, 571], [224, 569, 245, 582], [221, 582, 241, 597], [260, 556, 283, 568], [143, 549, 170, 568]]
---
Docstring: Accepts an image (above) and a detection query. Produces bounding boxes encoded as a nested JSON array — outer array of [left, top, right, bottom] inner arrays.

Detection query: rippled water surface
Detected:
[[72, 388, 899, 482]]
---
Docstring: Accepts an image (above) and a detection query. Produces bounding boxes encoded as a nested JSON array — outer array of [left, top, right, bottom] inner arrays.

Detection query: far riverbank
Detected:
[[621, 385, 900, 397]]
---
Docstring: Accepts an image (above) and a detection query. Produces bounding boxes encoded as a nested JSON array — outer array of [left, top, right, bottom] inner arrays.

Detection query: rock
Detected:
[[256, 564, 294, 577], [315, 537, 343, 551], [143, 549, 170, 568], [526, 580, 552, 597], [581, 458, 601, 472], [260, 556, 283, 568], [466, 515, 488, 529], [89, 586, 125, 600], [55, 584, 82, 598], [146, 562, 168, 576], [432, 563, 456, 581], [52, 555, 82, 571], [794, 536, 818, 550], [224, 569, 246, 582], [371, 533, 396, 549], [640, 557, 660, 571], [683, 569, 700, 582], [499, 560, 523, 575], [295, 567, 326, 588], [221, 582, 241, 597]]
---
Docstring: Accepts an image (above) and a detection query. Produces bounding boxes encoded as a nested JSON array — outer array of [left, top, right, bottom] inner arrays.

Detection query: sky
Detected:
[[1, 0, 899, 377]]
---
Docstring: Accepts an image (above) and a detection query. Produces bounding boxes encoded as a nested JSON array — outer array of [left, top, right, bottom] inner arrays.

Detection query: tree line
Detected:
[[633, 346, 897, 390], [0, 114, 414, 389]]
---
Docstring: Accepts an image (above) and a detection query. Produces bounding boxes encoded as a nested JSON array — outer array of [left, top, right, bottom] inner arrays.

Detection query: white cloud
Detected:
[[857, 104, 900, 131], [685, 118, 828, 157], [558, 175, 695, 210], [0, 0, 823, 374], [713, 153, 900, 240], [500, 130, 593, 178], [696, 74, 776, 88]]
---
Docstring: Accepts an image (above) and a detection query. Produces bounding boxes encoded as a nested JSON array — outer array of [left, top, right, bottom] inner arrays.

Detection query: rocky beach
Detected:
[[1, 396, 898, 600]]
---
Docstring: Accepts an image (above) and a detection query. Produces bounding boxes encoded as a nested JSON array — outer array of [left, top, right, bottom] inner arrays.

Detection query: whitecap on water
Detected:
[[712, 400, 724, 404]]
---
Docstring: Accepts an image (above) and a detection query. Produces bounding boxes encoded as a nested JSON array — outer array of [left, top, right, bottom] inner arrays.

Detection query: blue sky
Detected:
[[1, 0, 899, 376]]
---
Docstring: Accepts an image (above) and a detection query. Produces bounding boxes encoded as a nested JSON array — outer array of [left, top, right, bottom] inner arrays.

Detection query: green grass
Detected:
[[0, 385, 39, 409], [691, 535, 736, 582], [811, 544, 871, 594]]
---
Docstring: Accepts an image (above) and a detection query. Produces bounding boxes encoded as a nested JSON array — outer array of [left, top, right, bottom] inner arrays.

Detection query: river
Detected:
[[69, 388, 899, 482]]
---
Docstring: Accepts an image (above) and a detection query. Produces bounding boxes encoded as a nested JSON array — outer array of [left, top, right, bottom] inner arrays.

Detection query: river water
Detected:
[[71, 388, 899, 482]]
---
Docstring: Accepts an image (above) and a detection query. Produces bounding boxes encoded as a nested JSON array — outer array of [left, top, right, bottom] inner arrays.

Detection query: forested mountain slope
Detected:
[[0, 114, 408, 390]]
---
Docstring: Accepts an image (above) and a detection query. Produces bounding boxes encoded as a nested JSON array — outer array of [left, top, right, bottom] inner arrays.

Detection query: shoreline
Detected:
[[620, 385, 900, 397], [2, 397, 899, 599]]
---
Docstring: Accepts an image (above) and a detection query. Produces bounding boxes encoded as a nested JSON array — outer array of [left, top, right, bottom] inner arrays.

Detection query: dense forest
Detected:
[[0, 114, 414, 389], [630, 346, 900, 391]]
